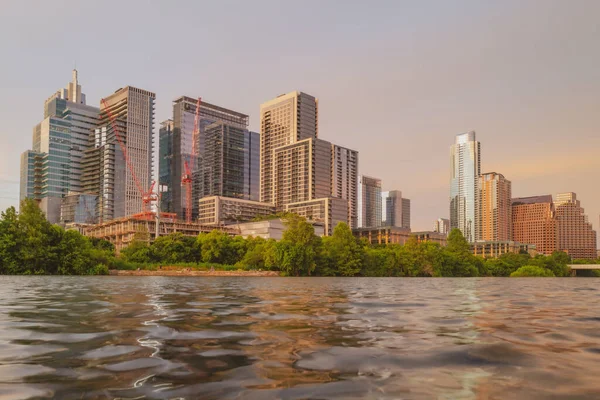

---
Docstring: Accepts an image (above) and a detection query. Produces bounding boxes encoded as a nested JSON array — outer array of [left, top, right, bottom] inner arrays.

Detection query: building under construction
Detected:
[[83, 211, 240, 253]]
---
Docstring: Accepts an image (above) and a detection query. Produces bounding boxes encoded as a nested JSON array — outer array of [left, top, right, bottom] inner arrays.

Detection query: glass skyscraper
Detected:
[[450, 131, 480, 242]]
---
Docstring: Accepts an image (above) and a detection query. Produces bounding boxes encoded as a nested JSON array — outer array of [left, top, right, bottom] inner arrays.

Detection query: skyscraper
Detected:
[[165, 96, 250, 219], [381, 190, 410, 229], [358, 175, 382, 228], [433, 218, 450, 235], [158, 119, 174, 213], [82, 86, 155, 222], [478, 172, 512, 241], [450, 131, 480, 242], [20, 70, 99, 223], [512, 195, 557, 255], [331, 144, 359, 229], [554, 192, 597, 259], [259, 91, 318, 204]]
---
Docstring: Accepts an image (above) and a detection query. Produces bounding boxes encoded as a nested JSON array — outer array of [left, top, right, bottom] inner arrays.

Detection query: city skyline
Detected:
[[1, 1, 599, 238]]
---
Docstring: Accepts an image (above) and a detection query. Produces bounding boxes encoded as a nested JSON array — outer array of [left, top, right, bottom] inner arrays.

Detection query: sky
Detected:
[[0, 0, 599, 234]]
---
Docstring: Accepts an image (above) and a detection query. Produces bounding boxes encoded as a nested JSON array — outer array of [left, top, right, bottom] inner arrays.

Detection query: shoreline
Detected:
[[109, 269, 280, 277]]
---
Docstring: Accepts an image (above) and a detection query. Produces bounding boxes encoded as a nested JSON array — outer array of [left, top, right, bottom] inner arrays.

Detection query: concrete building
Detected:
[[479, 172, 512, 241], [82, 86, 155, 222], [433, 218, 450, 235], [358, 175, 382, 228], [381, 190, 410, 229], [331, 144, 359, 229], [512, 195, 557, 255], [259, 91, 318, 204], [198, 196, 275, 226], [411, 231, 448, 246], [354, 226, 412, 245], [284, 197, 349, 236], [450, 131, 480, 242], [164, 96, 250, 219], [237, 219, 325, 240], [554, 193, 597, 259], [20, 70, 99, 223], [471, 241, 536, 258]]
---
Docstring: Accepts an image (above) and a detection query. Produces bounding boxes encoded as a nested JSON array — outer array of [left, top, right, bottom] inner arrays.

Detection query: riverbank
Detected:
[[109, 269, 280, 277]]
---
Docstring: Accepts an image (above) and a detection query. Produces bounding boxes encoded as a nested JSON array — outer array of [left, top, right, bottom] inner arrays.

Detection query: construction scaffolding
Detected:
[[83, 211, 240, 254]]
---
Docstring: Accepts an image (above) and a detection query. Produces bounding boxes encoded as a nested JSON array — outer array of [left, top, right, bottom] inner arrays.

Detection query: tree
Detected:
[[197, 230, 234, 264], [151, 233, 196, 264], [276, 215, 320, 276], [120, 232, 152, 264], [322, 222, 364, 276], [510, 265, 555, 277]]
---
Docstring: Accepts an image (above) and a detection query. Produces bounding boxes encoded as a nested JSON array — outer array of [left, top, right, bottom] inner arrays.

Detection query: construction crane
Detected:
[[182, 97, 201, 223], [101, 98, 157, 215]]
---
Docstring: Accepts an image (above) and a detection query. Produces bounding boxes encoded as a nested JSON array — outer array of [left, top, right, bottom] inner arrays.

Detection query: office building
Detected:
[[60, 192, 97, 225], [259, 91, 318, 204], [158, 119, 174, 213], [358, 175, 382, 228], [554, 193, 597, 259], [198, 196, 275, 226], [284, 197, 349, 236], [433, 218, 450, 235], [471, 241, 536, 258], [331, 144, 359, 229], [381, 190, 410, 229], [411, 231, 448, 246], [512, 195, 557, 255], [479, 172, 512, 241], [19, 70, 99, 223], [82, 86, 155, 222], [237, 219, 325, 240], [450, 131, 480, 242], [165, 96, 250, 219], [201, 123, 259, 201]]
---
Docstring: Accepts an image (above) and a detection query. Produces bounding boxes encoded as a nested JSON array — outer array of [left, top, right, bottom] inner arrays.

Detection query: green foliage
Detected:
[[0, 199, 115, 275], [510, 265, 555, 277], [151, 233, 197, 264], [274, 214, 321, 276]]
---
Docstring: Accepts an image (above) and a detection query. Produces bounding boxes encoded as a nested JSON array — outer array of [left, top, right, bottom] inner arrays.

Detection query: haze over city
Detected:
[[1, 0, 598, 235]]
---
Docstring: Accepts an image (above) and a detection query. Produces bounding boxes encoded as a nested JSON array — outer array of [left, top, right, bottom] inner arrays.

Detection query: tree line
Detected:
[[0, 200, 589, 277]]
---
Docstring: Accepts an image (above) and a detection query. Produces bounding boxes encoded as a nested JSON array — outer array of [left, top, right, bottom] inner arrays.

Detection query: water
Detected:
[[0, 276, 599, 399]]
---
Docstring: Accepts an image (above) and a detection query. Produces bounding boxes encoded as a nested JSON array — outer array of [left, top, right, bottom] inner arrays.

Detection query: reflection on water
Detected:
[[0, 276, 599, 399]]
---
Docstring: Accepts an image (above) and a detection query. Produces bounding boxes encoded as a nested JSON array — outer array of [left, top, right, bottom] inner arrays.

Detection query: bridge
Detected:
[[568, 264, 600, 276]]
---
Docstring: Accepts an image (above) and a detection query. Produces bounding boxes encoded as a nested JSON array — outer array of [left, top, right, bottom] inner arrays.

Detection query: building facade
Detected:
[[60, 192, 97, 225], [471, 241, 536, 258], [358, 175, 382, 228], [554, 193, 597, 259], [20, 70, 99, 223], [158, 119, 174, 213], [166, 96, 250, 219], [512, 195, 557, 255], [198, 196, 275, 226], [82, 86, 155, 222], [433, 218, 450, 235], [259, 91, 318, 204], [450, 131, 480, 242], [479, 172, 512, 241], [284, 197, 349, 236], [381, 190, 410, 229], [331, 144, 359, 229]]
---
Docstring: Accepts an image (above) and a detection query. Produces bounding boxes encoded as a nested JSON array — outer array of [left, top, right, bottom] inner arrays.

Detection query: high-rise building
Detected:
[[259, 91, 318, 204], [358, 175, 382, 228], [165, 96, 250, 219], [554, 192, 597, 259], [512, 195, 557, 255], [478, 172, 512, 241], [19, 70, 99, 223], [158, 119, 174, 213], [82, 86, 155, 222], [433, 218, 450, 235], [284, 197, 349, 236], [381, 190, 410, 229], [331, 144, 359, 229], [450, 131, 480, 242], [201, 122, 259, 201]]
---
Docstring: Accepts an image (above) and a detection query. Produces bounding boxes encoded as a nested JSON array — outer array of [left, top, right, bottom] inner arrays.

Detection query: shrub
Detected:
[[510, 265, 555, 277]]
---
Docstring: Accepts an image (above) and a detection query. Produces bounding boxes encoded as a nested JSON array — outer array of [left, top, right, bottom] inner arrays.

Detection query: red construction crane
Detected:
[[182, 97, 201, 223], [101, 98, 156, 215]]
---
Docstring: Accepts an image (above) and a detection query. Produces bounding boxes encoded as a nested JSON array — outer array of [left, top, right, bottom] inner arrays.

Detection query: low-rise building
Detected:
[[412, 231, 448, 246], [198, 196, 275, 226], [237, 219, 325, 240], [284, 197, 349, 236], [471, 241, 537, 258], [353, 226, 412, 245]]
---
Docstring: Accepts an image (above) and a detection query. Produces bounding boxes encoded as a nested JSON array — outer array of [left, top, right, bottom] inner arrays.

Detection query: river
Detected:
[[0, 276, 599, 399]]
